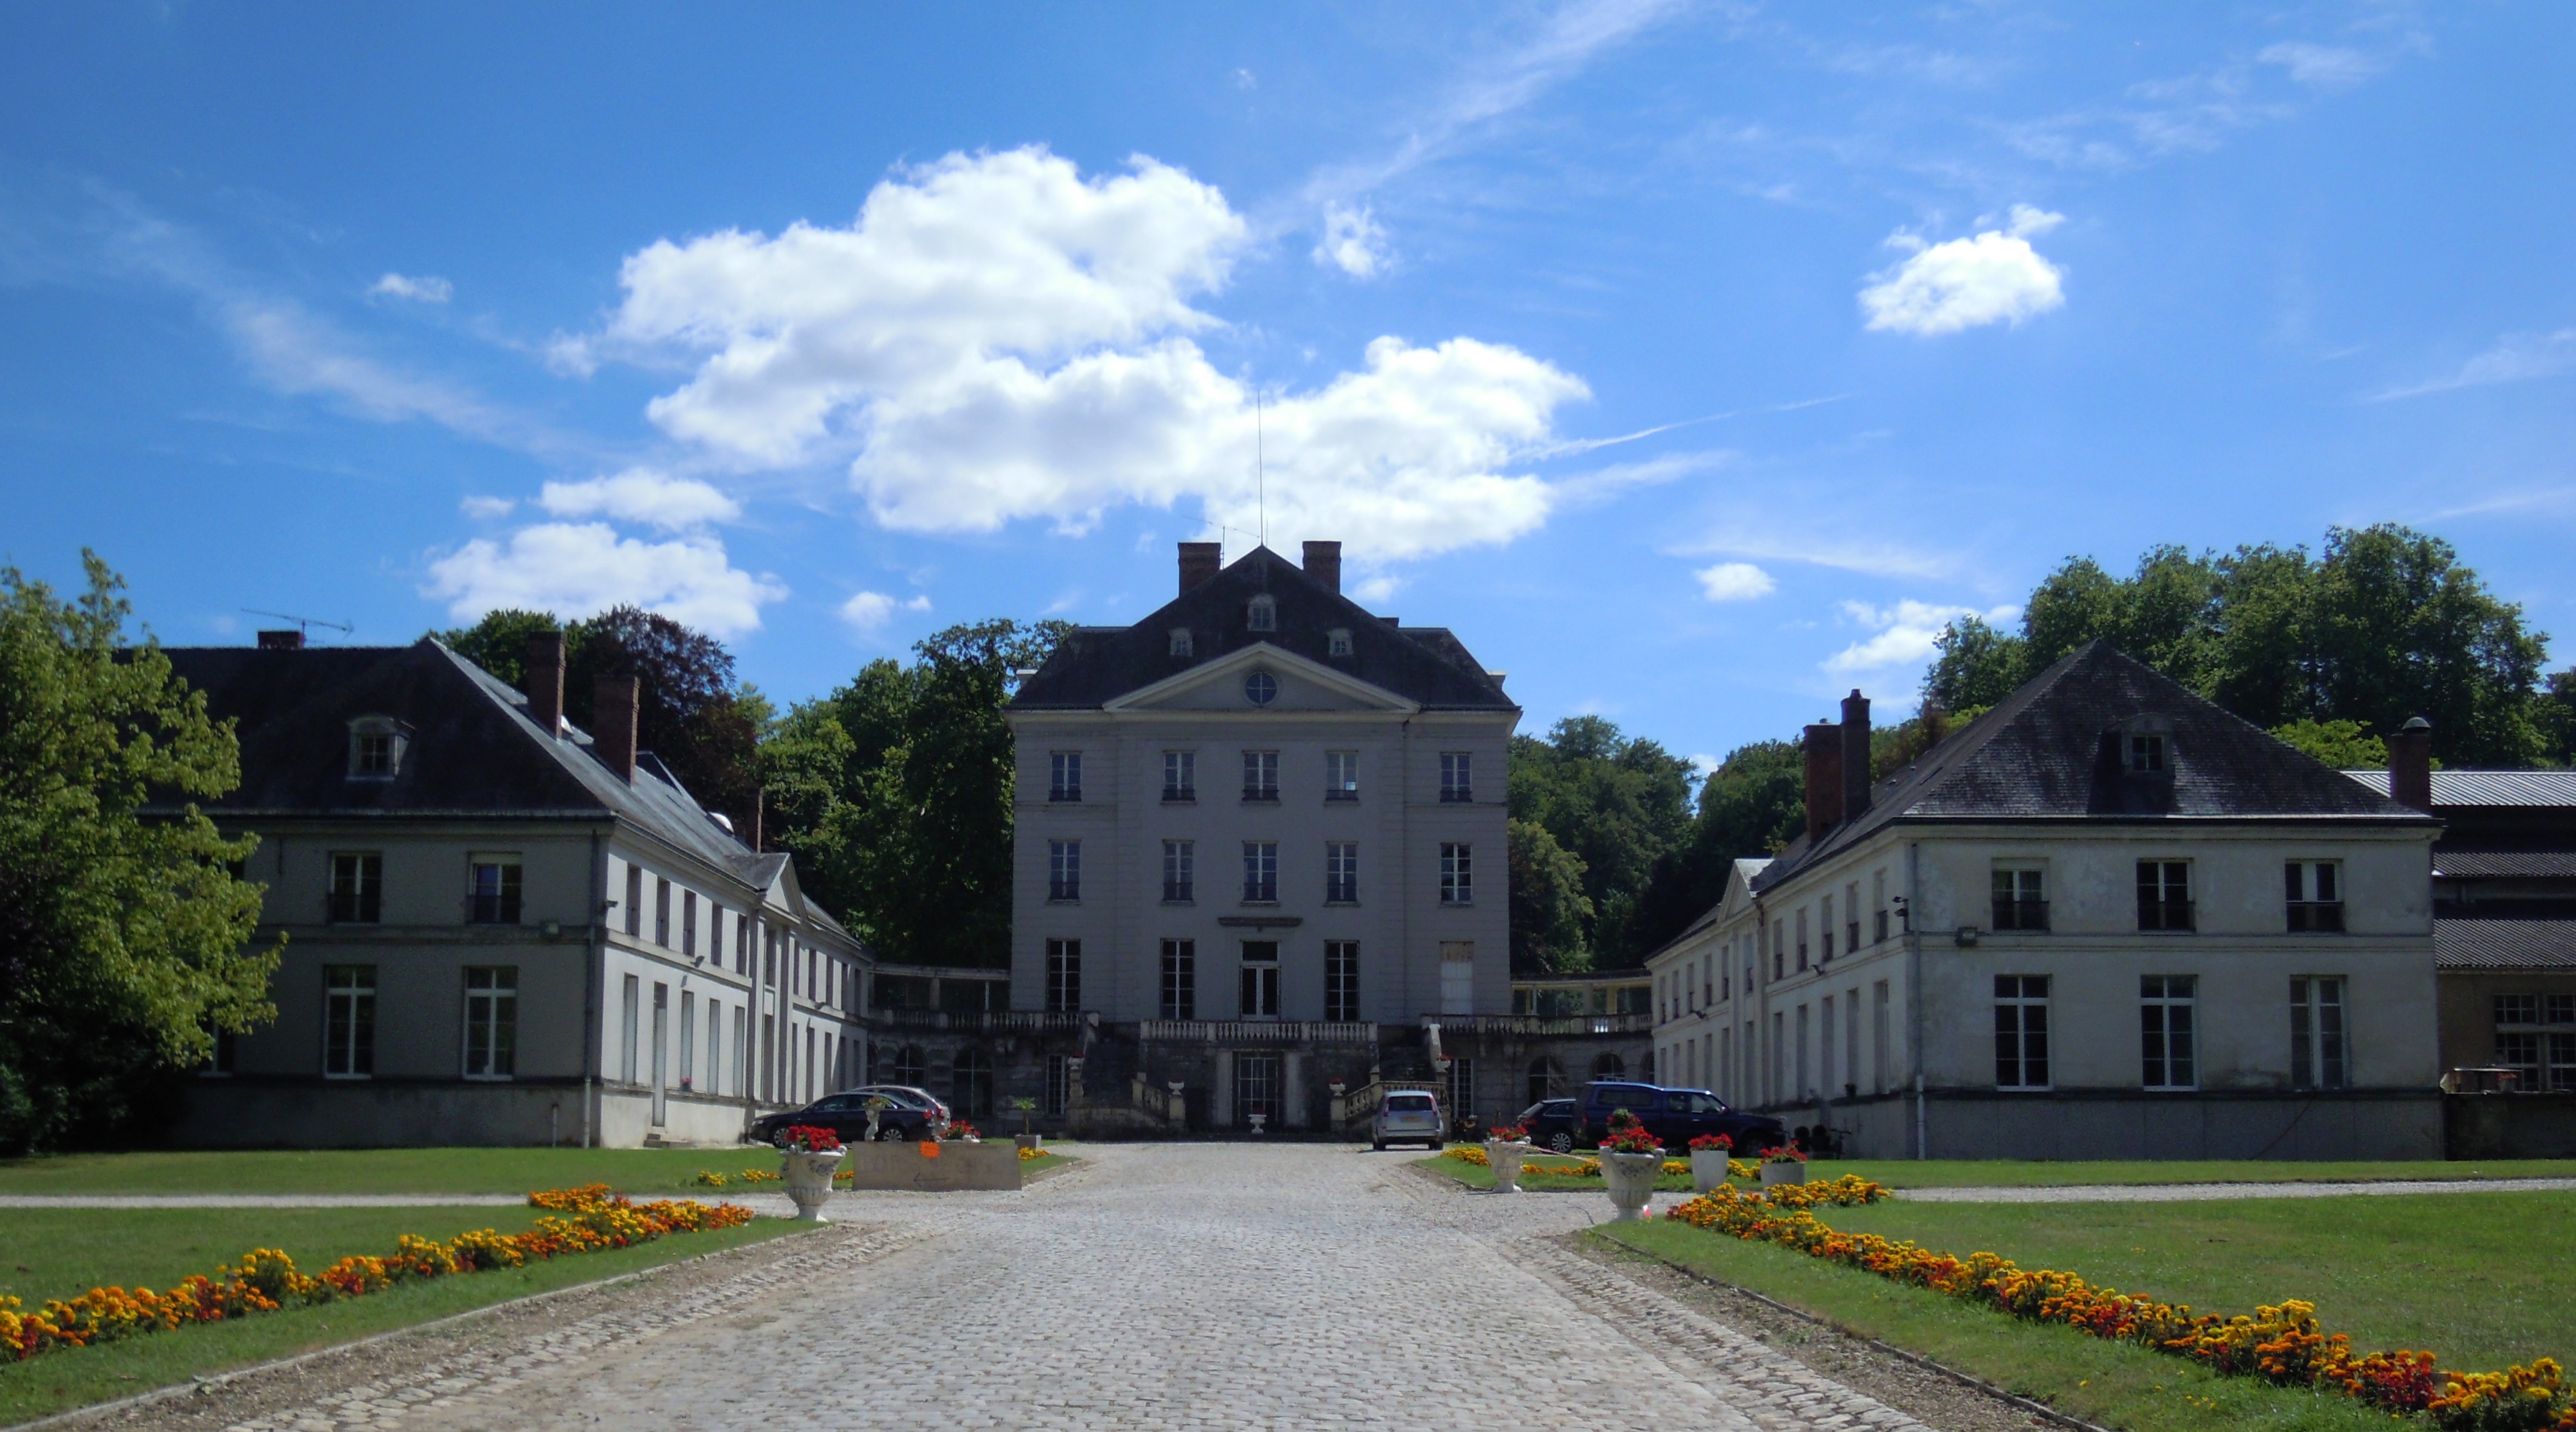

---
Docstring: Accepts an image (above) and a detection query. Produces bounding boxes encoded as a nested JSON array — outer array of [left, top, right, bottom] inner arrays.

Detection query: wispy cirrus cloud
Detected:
[[2367, 329, 2576, 402], [368, 272, 452, 303]]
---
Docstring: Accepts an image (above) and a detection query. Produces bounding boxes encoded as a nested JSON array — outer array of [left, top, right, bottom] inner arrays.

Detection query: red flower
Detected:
[[779, 1125, 842, 1153], [1688, 1133, 1735, 1151]]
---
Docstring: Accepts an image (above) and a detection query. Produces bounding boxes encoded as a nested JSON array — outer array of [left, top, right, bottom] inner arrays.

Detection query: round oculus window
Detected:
[[1244, 671, 1279, 707]]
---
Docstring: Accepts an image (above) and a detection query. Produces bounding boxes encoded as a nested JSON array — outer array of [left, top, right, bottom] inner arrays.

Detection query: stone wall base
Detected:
[[179, 1080, 778, 1149], [2445, 1093, 2576, 1158], [1788, 1089, 2445, 1162], [839, 1140, 1020, 1190]]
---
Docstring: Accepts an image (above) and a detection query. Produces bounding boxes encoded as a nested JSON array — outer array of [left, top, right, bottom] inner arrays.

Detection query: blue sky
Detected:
[[5, 3, 2572, 769]]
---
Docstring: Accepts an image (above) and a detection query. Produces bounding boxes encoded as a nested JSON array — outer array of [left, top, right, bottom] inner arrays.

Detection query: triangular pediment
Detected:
[[1104, 642, 1421, 715]]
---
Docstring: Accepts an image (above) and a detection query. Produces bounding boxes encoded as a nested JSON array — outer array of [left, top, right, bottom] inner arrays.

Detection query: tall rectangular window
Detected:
[[624, 864, 642, 937], [1845, 881, 1861, 954], [1873, 869, 1889, 944], [1160, 939, 1196, 1019], [654, 877, 672, 946], [1325, 842, 1359, 903], [464, 967, 517, 1078], [735, 913, 751, 974], [1045, 938, 1081, 1013], [1795, 908, 1809, 970], [2137, 861, 2193, 931], [1238, 941, 1280, 1018], [1242, 842, 1278, 902], [1820, 895, 1835, 960], [2555, 997, 2576, 1093], [1325, 941, 1360, 1022], [1439, 843, 1472, 905], [324, 965, 375, 1077], [2141, 975, 2197, 1090], [1992, 866, 2047, 931], [1050, 751, 1083, 802], [620, 974, 640, 1082], [1439, 941, 1475, 1015], [1242, 750, 1279, 801], [329, 853, 382, 924], [2290, 977, 2347, 1090], [681, 891, 697, 957], [731, 1005, 748, 1096], [2285, 862, 2345, 933], [707, 999, 724, 1096], [469, 855, 522, 924], [1994, 975, 2049, 1090], [1048, 840, 1081, 902], [1162, 839, 1195, 903], [2495, 994, 2544, 1090], [1874, 981, 1891, 1095], [1163, 749, 1195, 801], [1325, 750, 1359, 800], [1045, 1054, 1071, 1115], [1439, 751, 1472, 802]]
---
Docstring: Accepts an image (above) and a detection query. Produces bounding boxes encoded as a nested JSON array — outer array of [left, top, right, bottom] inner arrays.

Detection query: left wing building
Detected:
[[158, 631, 869, 1148]]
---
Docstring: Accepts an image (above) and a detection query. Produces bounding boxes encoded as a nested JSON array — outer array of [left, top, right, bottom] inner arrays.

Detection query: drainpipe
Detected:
[[583, 829, 605, 1149], [1907, 839, 1925, 1161]]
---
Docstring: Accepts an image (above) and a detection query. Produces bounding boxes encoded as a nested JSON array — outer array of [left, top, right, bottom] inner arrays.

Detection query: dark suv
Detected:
[[1517, 1098, 1583, 1154], [1573, 1080, 1786, 1154]]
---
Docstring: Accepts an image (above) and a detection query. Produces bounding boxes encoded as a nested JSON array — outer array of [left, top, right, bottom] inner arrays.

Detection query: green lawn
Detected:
[[0, 1207, 805, 1426], [1594, 1189, 2576, 1432], [1810, 1157, 2576, 1190], [0, 1147, 803, 1197], [1414, 1153, 1702, 1192]]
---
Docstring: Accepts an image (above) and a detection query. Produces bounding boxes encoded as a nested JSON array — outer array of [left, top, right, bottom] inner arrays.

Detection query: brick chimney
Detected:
[[257, 629, 304, 650], [1840, 689, 1872, 821], [527, 631, 565, 737], [1802, 722, 1844, 842], [1178, 542, 1222, 595], [595, 674, 639, 783], [1302, 540, 1343, 595], [2388, 716, 2433, 813]]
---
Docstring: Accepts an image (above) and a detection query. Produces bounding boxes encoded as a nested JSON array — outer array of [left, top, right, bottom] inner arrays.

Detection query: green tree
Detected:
[[2269, 719, 2389, 769], [1506, 819, 1594, 974], [1622, 738, 1807, 961], [0, 554, 278, 1153], [1506, 716, 1697, 967], [1924, 615, 2028, 712]]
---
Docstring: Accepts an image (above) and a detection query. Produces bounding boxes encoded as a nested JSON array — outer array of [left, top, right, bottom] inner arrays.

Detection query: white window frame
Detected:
[[1048, 839, 1081, 902], [1241, 841, 1279, 903], [1439, 842, 1472, 905], [1325, 750, 1359, 801], [1162, 839, 1195, 903], [2141, 975, 2197, 1091], [463, 966, 516, 1080], [1325, 841, 1359, 903], [1994, 974, 2049, 1091], [2290, 976, 2347, 1090], [324, 965, 376, 1078]]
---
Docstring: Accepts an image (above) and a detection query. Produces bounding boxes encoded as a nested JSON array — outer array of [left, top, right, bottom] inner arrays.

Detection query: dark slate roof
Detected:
[[2344, 770, 2576, 809], [1753, 641, 2434, 895], [1009, 546, 1515, 712], [156, 639, 767, 885], [2435, 848, 2576, 880], [2435, 909, 2576, 970]]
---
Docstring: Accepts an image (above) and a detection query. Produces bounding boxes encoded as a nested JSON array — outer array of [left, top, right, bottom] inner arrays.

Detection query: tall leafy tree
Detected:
[[1506, 818, 1593, 974], [1506, 716, 1697, 968], [0, 555, 278, 1153]]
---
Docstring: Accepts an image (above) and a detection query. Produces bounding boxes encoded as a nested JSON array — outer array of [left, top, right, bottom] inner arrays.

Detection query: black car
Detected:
[[1516, 1098, 1583, 1154], [748, 1087, 942, 1146], [1571, 1080, 1786, 1154]]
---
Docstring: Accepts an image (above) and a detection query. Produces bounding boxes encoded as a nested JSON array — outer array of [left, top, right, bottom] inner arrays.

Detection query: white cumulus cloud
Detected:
[[838, 590, 934, 632], [1315, 202, 1392, 278], [459, 495, 516, 520], [589, 146, 1585, 565], [370, 273, 453, 303], [423, 524, 786, 637], [1860, 207, 2067, 336], [537, 468, 741, 530], [1825, 599, 2020, 674], [1696, 562, 1777, 602]]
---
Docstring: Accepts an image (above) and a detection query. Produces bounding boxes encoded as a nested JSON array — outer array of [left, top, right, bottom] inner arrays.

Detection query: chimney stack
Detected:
[[1840, 689, 1873, 821], [527, 631, 566, 737], [2388, 716, 2434, 813], [257, 629, 304, 650], [596, 674, 639, 783], [1178, 542, 1222, 595], [1802, 722, 1845, 842], [1302, 540, 1343, 595]]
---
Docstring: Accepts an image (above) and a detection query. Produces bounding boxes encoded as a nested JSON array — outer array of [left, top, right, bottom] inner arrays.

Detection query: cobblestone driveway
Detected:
[[210, 1145, 1928, 1432]]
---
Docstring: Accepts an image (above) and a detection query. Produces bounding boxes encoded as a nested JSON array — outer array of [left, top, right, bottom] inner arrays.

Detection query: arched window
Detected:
[[1592, 1051, 1627, 1080], [1526, 1057, 1566, 1105], [951, 1048, 994, 1119], [891, 1045, 926, 1086]]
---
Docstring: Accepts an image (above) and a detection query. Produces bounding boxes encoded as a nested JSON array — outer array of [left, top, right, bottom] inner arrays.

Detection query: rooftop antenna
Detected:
[[245, 609, 354, 639], [1254, 384, 1266, 551]]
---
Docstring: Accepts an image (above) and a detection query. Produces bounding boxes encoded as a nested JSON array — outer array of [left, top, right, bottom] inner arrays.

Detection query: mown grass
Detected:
[[1414, 1152, 1701, 1192], [1416, 1151, 2576, 1192], [0, 1207, 804, 1426], [0, 1142, 1084, 1197]]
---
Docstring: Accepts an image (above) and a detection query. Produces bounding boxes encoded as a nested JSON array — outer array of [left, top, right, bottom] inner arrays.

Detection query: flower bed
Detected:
[[1440, 1146, 1757, 1182], [0, 1186, 753, 1363], [1660, 1185, 2575, 1431]]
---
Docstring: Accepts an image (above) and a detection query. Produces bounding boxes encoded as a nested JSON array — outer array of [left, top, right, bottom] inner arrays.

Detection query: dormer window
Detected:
[[1169, 627, 1194, 658], [348, 717, 407, 781], [1247, 594, 1277, 632], [2129, 734, 2167, 773], [1327, 628, 1352, 657]]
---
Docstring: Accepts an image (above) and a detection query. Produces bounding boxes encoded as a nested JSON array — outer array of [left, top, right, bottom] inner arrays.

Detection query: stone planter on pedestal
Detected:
[[1690, 1149, 1736, 1195], [1759, 1159, 1808, 1189], [1485, 1139, 1531, 1194], [1600, 1149, 1663, 1222], [783, 1149, 845, 1221]]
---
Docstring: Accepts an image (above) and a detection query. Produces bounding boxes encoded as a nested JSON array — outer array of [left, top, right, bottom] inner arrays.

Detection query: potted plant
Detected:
[[1597, 1110, 1663, 1222], [1759, 1146, 1810, 1189], [1687, 1133, 1736, 1195], [941, 1120, 982, 1143], [862, 1095, 892, 1143], [777, 1125, 845, 1221], [1485, 1121, 1532, 1195], [1010, 1096, 1040, 1151]]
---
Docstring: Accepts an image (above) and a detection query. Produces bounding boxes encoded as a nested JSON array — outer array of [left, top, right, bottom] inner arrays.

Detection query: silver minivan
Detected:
[[1371, 1090, 1444, 1150]]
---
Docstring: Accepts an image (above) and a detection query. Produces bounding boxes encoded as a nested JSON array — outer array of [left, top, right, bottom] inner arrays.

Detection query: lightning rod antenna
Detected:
[[1255, 385, 1266, 550]]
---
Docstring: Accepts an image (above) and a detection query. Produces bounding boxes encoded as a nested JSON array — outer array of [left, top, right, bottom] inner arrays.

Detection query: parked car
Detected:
[[1518, 1097, 1582, 1154], [748, 1085, 947, 1146], [1574, 1080, 1786, 1154], [1371, 1089, 1445, 1150]]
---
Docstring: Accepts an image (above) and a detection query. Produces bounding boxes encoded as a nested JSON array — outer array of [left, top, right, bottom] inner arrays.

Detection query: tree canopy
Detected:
[[1504, 716, 1698, 973], [1, 555, 278, 1154]]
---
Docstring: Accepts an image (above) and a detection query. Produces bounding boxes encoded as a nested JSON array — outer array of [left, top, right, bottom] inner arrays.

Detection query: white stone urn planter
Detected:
[[1759, 1158, 1809, 1190], [1690, 1148, 1737, 1195], [1485, 1138, 1531, 1194], [783, 1149, 845, 1221], [1599, 1149, 1663, 1222]]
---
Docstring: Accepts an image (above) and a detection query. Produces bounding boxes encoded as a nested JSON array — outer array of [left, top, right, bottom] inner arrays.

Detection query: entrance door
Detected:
[[1234, 1052, 1282, 1129]]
